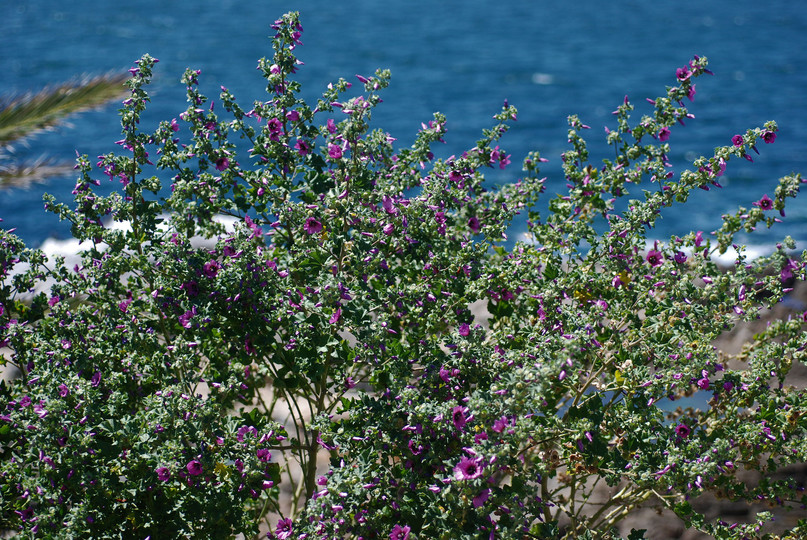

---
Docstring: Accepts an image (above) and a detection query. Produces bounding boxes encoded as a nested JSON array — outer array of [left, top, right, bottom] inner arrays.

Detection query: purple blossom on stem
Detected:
[[658, 127, 670, 142], [675, 423, 691, 439], [473, 488, 491, 508], [304, 217, 323, 235], [454, 455, 484, 480], [215, 156, 230, 171], [186, 460, 203, 476], [389, 524, 411, 540], [275, 517, 293, 539], [762, 130, 777, 144], [731, 134, 744, 147], [468, 216, 481, 234], [452, 406, 468, 430], [646, 245, 663, 267], [156, 467, 171, 481], [753, 194, 773, 211], [294, 139, 311, 156], [327, 143, 343, 160]]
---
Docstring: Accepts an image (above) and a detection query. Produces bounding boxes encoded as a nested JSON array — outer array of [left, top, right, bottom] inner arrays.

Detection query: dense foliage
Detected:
[[1, 11, 806, 539]]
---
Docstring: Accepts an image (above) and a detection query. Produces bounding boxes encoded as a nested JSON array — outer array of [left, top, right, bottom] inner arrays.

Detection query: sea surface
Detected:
[[3, 0, 806, 254]]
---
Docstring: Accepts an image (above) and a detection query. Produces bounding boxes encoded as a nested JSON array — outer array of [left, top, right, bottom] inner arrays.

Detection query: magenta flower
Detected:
[[329, 307, 341, 324], [473, 488, 491, 508], [186, 460, 203, 476], [674, 251, 687, 264], [712, 158, 726, 177], [389, 524, 411, 540], [203, 260, 220, 278], [286, 110, 300, 122], [753, 194, 773, 211], [382, 195, 398, 215], [468, 216, 481, 234], [762, 130, 777, 144], [327, 143, 343, 160], [294, 139, 311, 156], [304, 217, 323, 235], [454, 455, 484, 480], [326, 118, 337, 134], [675, 423, 691, 439], [215, 156, 229, 171], [646, 248, 663, 267], [731, 134, 744, 147], [156, 467, 171, 482], [658, 127, 670, 142], [451, 406, 468, 430], [676, 66, 691, 81], [58, 384, 70, 397], [275, 517, 293, 539], [267, 117, 283, 139], [492, 416, 508, 433], [458, 323, 470, 336]]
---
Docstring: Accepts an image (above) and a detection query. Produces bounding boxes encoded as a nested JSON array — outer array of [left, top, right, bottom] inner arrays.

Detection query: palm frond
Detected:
[[0, 73, 129, 148], [0, 158, 74, 189]]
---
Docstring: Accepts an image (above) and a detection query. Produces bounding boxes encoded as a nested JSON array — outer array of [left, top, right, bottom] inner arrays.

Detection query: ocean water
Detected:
[[2, 0, 806, 252]]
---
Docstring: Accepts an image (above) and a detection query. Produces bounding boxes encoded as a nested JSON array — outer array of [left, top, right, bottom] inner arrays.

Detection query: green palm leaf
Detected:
[[0, 73, 128, 188], [0, 73, 128, 147]]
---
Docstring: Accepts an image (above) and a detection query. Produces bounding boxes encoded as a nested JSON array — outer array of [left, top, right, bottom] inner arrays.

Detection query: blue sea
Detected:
[[3, 0, 806, 254]]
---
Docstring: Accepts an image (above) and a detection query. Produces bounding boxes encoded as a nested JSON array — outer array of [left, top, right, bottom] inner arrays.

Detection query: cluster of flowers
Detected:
[[2, 11, 806, 540]]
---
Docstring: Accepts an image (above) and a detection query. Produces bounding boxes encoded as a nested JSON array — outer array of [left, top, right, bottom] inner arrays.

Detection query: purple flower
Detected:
[[286, 110, 300, 122], [451, 406, 468, 430], [267, 117, 283, 139], [382, 195, 398, 215], [646, 248, 663, 267], [58, 384, 70, 397], [492, 416, 508, 433], [389, 524, 411, 540], [762, 130, 777, 144], [179, 308, 195, 329], [303, 217, 323, 235], [753, 194, 773, 211], [468, 216, 481, 234], [203, 260, 220, 279], [458, 323, 470, 336], [294, 139, 311, 156], [257, 448, 271, 462], [186, 460, 203, 476], [732, 134, 744, 147], [215, 156, 229, 171], [327, 143, 343, 160], [674, 251, 687, 264], [676, 66, 691, 81], [326, 118, 337, 134], [275, 518, 293, 539], [156, 467, 171, 482], [675, 423, 691, 439], [781, 258, 798, 283], [329, 307, 341, 324], [473, 488, 491, 508], [454, 455, 484, 480], [658, 127, 670, 142], [697, 377, 710, 390]]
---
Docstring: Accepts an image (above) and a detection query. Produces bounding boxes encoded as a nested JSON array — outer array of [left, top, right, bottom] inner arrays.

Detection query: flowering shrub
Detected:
[[2, 11, 807, 539]]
